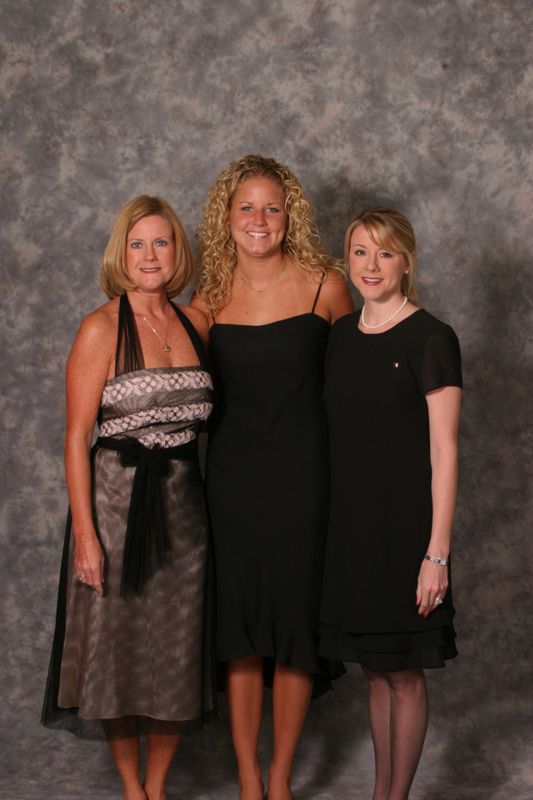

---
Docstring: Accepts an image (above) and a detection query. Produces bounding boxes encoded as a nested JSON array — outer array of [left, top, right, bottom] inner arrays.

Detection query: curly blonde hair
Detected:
[[344, 207, 419, 305], [100, 195, 193, 299], [196, 154, 336, 314]]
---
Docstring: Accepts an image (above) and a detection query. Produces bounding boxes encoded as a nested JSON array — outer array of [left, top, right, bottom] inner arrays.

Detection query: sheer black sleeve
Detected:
[[419, 325, 462, 394]]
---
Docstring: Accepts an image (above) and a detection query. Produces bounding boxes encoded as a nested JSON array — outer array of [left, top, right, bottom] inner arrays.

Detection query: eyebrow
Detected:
[[352, 242, 390, 249], [127, 234, 171, 240], [237, 200, 283, 205]]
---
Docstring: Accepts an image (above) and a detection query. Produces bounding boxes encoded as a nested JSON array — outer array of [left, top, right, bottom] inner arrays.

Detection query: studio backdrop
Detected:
[[1, 1, 532, 798]]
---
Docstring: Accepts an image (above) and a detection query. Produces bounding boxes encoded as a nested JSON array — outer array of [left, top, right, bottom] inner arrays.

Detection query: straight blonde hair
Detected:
[[344, 207, 418, 305], [100, 195, 193, 298]]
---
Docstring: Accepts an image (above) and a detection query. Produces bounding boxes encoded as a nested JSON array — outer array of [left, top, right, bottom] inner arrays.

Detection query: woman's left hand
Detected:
[[416, 558, 449, 617]]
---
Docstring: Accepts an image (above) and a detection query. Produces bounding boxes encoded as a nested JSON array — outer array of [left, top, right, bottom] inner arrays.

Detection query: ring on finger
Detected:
[[434, 595, 444, 605]]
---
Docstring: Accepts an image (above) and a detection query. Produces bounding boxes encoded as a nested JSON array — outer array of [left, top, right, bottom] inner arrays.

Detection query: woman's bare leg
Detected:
[[362, 667, 392, 800], [227, 655, 265, 800], [144, 720, 182, 800], [387, 668, 428, 800], [102, 717, 146, 800], [268, 663, 313, 800]]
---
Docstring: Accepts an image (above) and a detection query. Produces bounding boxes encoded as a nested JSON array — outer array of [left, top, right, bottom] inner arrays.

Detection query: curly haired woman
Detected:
[[192, 154, 353, 800]]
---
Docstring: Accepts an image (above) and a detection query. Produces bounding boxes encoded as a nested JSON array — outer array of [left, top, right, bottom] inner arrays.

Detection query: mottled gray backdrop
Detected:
[[1, 1, 532, 798]]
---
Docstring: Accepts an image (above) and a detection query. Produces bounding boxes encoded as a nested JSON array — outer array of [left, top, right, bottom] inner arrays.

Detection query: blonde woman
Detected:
[[320, 208, 462, 800], [42, 196, 214, 800], [193, 154, 353, 800]]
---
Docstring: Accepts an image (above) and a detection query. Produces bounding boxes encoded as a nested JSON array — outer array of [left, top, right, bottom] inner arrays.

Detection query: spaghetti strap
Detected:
[[311, 274, 326, 313], [171, 303, 208, 369]]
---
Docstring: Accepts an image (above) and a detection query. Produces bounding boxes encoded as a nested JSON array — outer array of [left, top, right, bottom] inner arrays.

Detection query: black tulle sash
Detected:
[[94, 436, 198, 597]]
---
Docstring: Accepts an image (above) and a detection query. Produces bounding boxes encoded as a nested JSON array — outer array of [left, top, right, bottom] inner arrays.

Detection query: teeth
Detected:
[[248, 232, 268, 238]]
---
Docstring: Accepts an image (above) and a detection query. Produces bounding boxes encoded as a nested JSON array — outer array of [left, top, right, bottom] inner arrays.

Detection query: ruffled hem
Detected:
[[216, 630, 345, 698], [319, 622, 457, 672]]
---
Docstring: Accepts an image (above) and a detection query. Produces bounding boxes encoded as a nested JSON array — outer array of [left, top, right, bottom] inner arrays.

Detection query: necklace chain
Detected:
[[235, 259, 287, 293], [361, 296, 408, 329], [142, 312, 171, 352]]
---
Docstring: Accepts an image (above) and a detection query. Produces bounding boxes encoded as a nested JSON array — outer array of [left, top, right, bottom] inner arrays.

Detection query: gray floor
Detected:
[[3, 706, 532, 800], [4, 668, 532, 800]]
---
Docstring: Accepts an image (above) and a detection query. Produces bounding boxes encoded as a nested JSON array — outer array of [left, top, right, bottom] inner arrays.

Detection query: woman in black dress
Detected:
[[192, 154, 353, 800], [320, 208, 462, 800], [42, 196, 215, 800]]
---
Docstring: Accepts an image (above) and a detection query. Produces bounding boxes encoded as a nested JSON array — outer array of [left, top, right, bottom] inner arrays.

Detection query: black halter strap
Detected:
[[114, 294, 207, 376], [115, 294, 145, 375], [170, 302, 208, 369]]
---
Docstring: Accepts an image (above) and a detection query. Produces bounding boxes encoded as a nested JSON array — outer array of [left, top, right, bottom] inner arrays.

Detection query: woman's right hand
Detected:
[[74, 532, 104, 593]]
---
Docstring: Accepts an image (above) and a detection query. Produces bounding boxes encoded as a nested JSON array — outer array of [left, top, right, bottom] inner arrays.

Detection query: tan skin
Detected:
[[193, 176, 353, 800], [65, 214, 208, 800], [349, 224, 461, 800]]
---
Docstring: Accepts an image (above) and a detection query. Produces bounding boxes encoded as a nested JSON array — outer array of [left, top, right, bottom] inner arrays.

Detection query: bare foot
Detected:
[[122, 790, 147, 800]]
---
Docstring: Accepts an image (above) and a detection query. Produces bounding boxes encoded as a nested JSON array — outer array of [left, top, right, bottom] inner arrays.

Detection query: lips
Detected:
[[247, 232, 269, 238], [362, 277, 383, 285]]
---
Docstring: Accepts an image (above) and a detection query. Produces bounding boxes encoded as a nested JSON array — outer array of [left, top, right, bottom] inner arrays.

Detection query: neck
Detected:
[[127, 289, 170, 318], [236, 251, 286, 280], [362, 294, 406, 324]]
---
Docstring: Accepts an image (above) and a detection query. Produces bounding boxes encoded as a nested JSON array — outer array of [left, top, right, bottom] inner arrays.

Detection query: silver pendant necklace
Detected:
[[235, 258, 287, 293], [361, 296, 408, 329], [142, 312, 171, 352]]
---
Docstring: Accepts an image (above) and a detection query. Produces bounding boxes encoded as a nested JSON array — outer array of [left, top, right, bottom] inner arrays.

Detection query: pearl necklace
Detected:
[[235, 259, 287, 293], [361, 296, 408, 329]]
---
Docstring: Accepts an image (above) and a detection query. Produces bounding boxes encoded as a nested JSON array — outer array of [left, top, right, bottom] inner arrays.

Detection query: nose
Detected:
[[145, 244, 156, 260], [367, 260, 379, 272], [252, 208, 267, 226]]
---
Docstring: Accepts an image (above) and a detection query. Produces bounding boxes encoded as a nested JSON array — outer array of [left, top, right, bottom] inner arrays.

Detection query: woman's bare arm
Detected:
[[64, 309, 114, 592], [416, 385, 462, 616]]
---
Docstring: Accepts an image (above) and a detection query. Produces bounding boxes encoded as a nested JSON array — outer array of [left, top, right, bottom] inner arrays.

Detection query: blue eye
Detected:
[[130, 241, 143, 249], [267, 206, 280, 213], [155, 239, 169, 247]]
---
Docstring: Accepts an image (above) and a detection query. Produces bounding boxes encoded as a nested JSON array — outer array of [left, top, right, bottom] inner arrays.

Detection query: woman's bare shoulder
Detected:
[[188, 292, 213, 328], [75, 298, 119, 346], [318, 269, 354, 320], [179, 303, 209, 336]]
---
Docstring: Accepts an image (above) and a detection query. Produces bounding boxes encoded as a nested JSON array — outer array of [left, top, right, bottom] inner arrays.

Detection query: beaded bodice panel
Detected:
[[98, 366, 213, 448]]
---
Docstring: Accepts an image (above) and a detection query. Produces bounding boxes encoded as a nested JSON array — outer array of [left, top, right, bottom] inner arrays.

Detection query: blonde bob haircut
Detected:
[[344, 207, 419, 305], [100, 195, 194, 299], [196, 154, 336, 314]]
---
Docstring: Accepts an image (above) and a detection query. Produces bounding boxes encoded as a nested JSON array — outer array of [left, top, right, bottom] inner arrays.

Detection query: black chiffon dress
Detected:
[[206, 285, 344, 696], [319, 309, 462, 671]]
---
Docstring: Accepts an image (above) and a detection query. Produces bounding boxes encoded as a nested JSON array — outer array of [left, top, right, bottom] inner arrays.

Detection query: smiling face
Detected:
[[228, 176, 287, 260], [125, 214, 175, 293], [348, 223, 408, 303]]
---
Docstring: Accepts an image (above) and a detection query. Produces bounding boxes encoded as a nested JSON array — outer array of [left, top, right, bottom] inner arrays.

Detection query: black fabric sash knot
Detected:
[[94, 436, 198, 597]]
